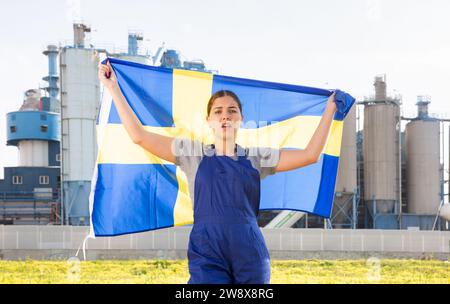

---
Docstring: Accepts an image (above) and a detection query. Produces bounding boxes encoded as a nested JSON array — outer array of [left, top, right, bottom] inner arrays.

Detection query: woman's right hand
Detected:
[[98, 60, 118, 90]]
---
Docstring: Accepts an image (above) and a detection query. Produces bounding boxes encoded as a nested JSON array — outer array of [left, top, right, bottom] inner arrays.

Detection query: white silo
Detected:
[[405, 97, 440, 216], [15, 90, 49, 167], [60, 23, 100, 225], [332, 105, 357, 227], [363, 75, 401, 228], [440, 204, 450, 221]]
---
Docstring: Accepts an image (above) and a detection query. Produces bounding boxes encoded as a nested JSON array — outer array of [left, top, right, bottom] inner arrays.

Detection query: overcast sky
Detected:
[[1, 0, 449, 179]]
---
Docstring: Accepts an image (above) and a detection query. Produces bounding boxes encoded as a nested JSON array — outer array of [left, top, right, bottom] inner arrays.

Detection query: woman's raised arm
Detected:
[[275, 92, 337, 172], [98, 61, 176, 163]]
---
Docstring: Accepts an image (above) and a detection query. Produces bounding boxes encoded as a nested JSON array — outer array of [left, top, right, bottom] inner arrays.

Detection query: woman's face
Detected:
[[207, 96, 243, 141]]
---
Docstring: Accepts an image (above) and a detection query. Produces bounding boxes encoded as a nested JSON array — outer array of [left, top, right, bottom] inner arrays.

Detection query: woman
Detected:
[[98, 61, 337, 284]]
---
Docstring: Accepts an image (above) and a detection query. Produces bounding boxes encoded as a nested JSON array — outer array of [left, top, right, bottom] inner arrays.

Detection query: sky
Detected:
[[0, 0, 449, 180]]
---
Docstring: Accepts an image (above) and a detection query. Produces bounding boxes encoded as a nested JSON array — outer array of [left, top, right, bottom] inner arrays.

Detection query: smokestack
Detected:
[[374, 75, 387, 101], [73, 23, 91, 48], [42, 45, 59, 99], [416, 95, 431, 119]]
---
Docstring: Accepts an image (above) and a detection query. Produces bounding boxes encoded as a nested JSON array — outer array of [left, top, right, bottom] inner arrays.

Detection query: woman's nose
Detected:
[[221, 114, 231, 121]]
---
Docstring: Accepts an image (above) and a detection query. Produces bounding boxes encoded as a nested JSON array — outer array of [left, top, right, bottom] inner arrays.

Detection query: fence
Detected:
[[1, 225, 449, 254]]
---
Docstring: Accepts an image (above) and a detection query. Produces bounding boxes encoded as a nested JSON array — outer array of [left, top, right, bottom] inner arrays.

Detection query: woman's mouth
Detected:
[[221, 122, 232, 129]]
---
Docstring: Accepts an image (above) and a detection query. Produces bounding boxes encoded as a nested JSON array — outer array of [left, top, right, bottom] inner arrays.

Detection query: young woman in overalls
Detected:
[[99, 61, 337, 284]]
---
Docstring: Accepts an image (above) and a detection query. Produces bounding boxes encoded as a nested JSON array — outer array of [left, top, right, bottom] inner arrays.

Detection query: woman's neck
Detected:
[[214, 139, 236, 156]]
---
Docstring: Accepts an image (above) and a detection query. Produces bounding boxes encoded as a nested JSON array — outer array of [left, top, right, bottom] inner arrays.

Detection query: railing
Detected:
[[58, 40, 152, 57]]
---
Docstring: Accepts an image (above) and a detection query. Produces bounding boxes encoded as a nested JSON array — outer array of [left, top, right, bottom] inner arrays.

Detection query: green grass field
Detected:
[[0, 259, 448, 284]]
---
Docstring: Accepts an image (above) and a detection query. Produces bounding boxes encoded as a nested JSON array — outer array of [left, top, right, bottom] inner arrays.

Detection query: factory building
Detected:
[[0, 45, 61, 225]]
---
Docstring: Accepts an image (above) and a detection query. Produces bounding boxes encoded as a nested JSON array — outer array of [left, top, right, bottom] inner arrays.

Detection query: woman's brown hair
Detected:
[[206, 90, 242, 116]]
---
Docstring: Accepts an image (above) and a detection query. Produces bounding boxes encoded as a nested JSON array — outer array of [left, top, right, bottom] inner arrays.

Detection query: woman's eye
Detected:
[[214, 111, 221, 114]]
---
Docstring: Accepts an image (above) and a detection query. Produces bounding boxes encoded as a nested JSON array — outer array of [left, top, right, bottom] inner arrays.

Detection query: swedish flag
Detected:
[[90, 57, 355, 236]]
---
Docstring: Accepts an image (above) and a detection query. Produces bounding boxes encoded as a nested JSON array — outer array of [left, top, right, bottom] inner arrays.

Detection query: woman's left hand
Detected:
[[327, 91, 337, 112]]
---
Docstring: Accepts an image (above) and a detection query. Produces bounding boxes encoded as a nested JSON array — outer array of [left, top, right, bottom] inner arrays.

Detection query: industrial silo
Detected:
[[405, 97, 440, 218], [332, 104, 357, 227], [363, 75, 401, 228], [59, 23, 100, 225], [8, 90, 60, 169]]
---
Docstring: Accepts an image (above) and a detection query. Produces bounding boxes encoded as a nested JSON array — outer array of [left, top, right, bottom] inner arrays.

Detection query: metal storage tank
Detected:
[[18, 141, 49, 166], [405, 97, 440, 215], [332, 104, 357, 227], [363, 75, 400, 216], [440, 203, 450, 221], [7, 110, 60, 167], [60, 23, 100, 225], [9, 89, 56, 167]]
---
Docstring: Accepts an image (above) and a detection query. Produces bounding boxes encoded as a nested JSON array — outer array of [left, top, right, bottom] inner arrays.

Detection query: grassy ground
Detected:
[[0, 259, 448, 284]]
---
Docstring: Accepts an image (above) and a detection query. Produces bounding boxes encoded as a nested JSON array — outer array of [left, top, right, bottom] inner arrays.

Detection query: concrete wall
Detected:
[[0, 225, 449, 260]]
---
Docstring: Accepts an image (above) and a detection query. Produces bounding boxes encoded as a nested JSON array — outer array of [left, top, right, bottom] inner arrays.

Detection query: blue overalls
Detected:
[[187, 145, 271, 284]]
